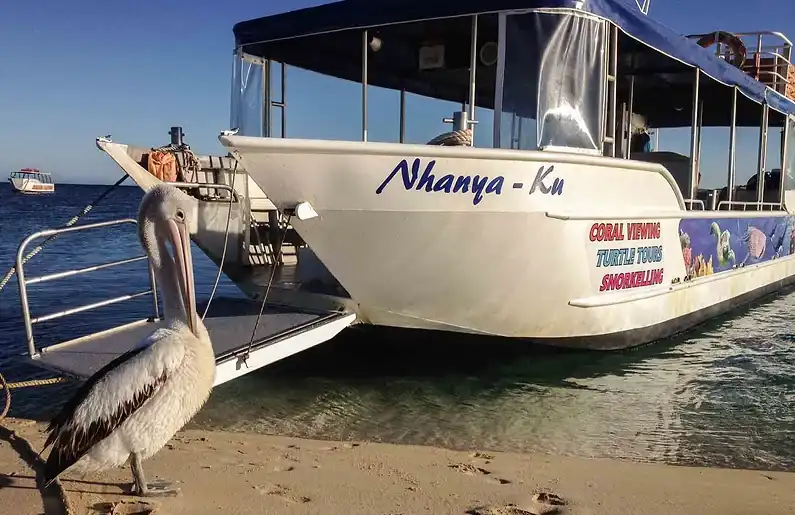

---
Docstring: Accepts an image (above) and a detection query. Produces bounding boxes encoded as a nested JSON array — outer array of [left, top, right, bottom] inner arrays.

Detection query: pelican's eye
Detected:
[[175, 209, 185, 222]]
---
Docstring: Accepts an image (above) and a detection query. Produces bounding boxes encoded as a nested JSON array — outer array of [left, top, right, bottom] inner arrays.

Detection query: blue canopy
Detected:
[[233, 0, 795, 118]]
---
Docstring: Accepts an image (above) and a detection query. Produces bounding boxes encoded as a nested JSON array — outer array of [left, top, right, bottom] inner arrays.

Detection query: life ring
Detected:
[[695, 31, 747, 68]]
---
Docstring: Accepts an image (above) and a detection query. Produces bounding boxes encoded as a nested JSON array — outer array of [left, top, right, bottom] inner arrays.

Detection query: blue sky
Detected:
[[0, 0, 793, 187]]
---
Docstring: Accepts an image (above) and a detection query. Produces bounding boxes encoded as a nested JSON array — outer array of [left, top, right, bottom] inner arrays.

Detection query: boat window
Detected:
[[230, 51, 265, 137], [785, 117, 795, 192], [497, 11, 606, 152]]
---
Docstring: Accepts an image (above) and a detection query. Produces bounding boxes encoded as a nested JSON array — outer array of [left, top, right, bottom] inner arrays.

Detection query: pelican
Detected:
[[41, 184, 216, 496]]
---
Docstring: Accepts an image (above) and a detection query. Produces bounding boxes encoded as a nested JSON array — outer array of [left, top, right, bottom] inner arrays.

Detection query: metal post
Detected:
[[262, 59, 271, 138], [727, 86, 738, 203], [757, 104, 769, 205], [493, 12, 508, 148], [599, 20, 608, 154], [362, 30, 368, 142], [696, 99, 704, 179], [619, 102, 627, 158], [688, 68, 701, 201], [281, 63, 287, 138], [15, 253, 35, 357], [399, 89, 406, 143], [626, 75, 635, 159], [780, 119, 789, 206], [609, 24, 618, 157], [467, 15, 479, 143]]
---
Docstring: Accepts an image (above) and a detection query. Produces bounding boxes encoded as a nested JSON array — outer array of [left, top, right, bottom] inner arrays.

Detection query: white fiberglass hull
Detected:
[[220, 135, 795, 349], [9, 177, 54, 194]]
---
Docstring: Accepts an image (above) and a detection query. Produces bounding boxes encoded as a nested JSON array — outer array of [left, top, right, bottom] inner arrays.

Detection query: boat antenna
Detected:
[[636, 0, 651, 15]]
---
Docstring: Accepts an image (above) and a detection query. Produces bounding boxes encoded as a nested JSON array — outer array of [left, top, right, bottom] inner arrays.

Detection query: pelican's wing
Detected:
[[42, 327, 186, 485]]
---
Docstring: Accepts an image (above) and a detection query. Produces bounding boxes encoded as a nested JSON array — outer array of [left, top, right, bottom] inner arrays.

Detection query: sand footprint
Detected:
[[91, 500, 160, 515], [467, 506, 534, 515], [466, 503, 558, 515], [467, 493, 566, 515], [448, 463, 511, 485], [319, 442, 361, 451], [256, 483, 311, 504]]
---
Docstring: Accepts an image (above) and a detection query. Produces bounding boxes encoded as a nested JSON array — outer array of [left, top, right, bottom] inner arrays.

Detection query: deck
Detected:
[[30, 297, 356, 386]]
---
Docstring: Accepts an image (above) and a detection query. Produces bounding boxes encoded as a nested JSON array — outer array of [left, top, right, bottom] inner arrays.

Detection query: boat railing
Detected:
[[684, 199, 705, 210], [15, 218, 159, 359], [688, 31, 795, 101], [716, 200, 783, 211]]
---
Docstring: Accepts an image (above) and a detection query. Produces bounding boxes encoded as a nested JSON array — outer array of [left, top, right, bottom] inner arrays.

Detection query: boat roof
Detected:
[[234, 0, 795, 122]]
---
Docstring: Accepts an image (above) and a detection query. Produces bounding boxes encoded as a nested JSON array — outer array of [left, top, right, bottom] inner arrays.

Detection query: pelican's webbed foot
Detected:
[[130, 452, 181, 497]]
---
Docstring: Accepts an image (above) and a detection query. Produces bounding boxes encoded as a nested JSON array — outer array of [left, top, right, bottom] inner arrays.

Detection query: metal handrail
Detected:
[[726, 31, 793, 48], [25, 255, 148, 285], [716, 200, 783, 211], [32, 291, 153, 324], [687, 31, 793, 49], [15, 218, 158, 358], [164, 181, 235, 195], [167, 180, 239, 203], [684, 199, 705, 210]]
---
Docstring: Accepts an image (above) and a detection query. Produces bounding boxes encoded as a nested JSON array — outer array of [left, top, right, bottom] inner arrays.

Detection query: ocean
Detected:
[[0, 182, 794, 471]]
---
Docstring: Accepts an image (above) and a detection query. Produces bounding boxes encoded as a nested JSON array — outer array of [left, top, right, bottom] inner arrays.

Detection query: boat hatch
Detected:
[[14, 218, 355, 387]]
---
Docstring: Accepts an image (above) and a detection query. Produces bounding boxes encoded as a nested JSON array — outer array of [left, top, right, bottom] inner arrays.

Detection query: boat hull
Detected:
[[220, 136, 795, 349], [9, 178, 55, 194]]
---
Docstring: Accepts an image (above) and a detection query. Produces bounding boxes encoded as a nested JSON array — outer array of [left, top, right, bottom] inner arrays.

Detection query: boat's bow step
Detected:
[[29, 298, 356, 387]]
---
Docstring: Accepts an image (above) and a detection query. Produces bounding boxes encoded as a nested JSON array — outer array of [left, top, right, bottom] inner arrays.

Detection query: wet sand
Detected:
[[1, 417, 794, 515]]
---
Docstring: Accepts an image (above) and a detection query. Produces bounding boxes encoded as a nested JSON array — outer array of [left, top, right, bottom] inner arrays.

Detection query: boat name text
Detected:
[[375, 159, 562, 205]]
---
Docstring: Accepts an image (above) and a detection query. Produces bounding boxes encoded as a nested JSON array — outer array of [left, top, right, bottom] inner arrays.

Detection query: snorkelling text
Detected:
[[375, 159, 564, 206], [589, 222, 666, 292]]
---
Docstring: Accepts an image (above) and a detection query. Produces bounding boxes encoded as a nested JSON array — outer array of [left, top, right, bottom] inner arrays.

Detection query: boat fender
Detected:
[[695, 31, 747, 68]]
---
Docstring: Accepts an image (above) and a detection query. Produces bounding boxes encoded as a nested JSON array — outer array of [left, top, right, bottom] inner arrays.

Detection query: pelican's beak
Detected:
[[167, 217, 197, 336]]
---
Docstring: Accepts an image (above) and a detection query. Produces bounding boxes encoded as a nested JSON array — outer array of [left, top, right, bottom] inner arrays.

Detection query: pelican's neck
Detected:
[[153, 237, 189, 325]]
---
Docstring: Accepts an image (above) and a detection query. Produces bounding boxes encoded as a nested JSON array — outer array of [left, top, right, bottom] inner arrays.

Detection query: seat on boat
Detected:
[[631, 150, 695, 198]]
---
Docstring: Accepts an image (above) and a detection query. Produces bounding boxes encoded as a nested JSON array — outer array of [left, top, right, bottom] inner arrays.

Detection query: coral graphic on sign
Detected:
[[678, 216, 795, 278]]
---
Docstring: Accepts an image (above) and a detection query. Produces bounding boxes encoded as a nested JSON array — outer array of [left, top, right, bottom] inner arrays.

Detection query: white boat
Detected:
[[84, 0, 795, 353], [217, 0, 795, 349], [9, 168, 55, 194]]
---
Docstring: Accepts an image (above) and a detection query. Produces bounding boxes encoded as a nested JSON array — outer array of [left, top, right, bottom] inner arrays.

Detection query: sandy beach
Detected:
[[0, 417, 794, 515]]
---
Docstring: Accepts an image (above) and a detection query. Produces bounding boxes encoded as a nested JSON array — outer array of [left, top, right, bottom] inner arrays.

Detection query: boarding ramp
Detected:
[[14, 218, 355, 387]]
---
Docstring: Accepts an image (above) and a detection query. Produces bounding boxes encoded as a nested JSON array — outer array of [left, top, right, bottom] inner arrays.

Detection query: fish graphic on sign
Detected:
[[740, 225, 767, 266], [709, 222, 735, 267]]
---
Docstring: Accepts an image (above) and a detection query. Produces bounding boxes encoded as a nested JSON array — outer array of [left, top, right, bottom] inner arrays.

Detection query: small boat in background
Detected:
[[8, 168, 55, 194]]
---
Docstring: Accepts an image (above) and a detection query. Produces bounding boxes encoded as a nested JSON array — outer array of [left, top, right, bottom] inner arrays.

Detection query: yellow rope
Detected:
[[0, 373, 9, 421], [2, 376, 69, 389], [0, 372, 69, 424]]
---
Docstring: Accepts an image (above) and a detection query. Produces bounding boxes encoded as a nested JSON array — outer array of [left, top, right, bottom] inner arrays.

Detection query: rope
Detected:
[[0, 174, 128, 294], [240, 212, 294, 364], [426, 128, 473, 146], [201, 159, 238, 320], [3, 377, 68, 389], [0, 373, 10, 422], [151, 143, 202, 185], [0, 373, 69, 424]]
